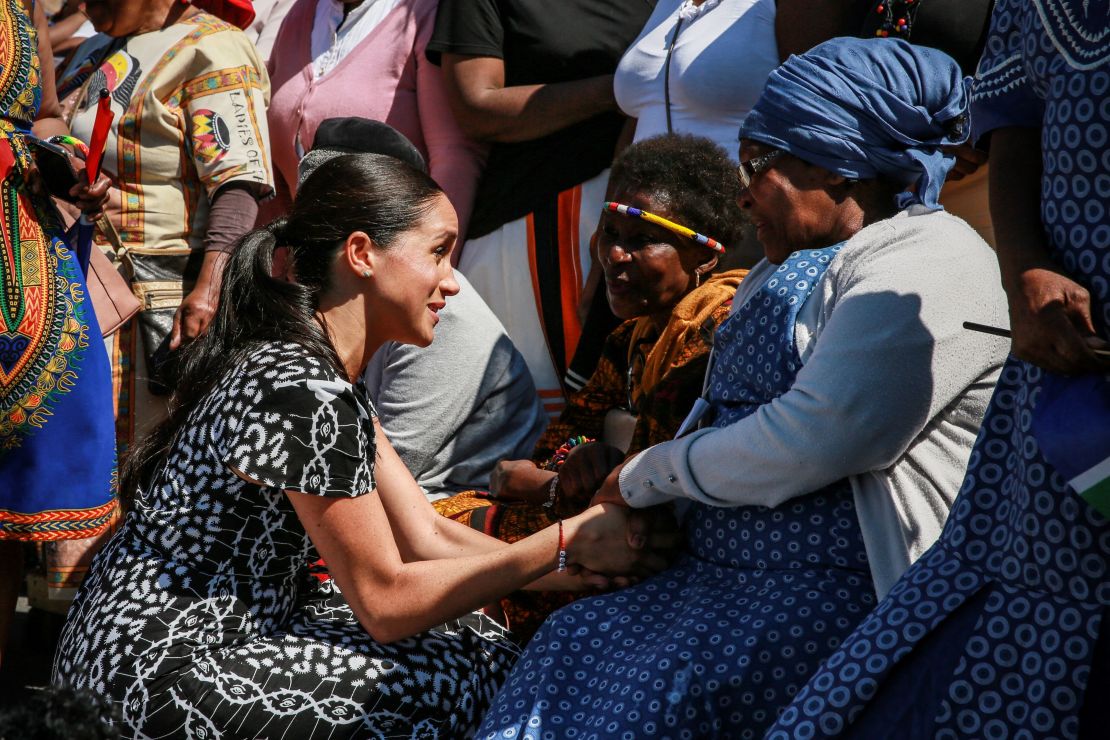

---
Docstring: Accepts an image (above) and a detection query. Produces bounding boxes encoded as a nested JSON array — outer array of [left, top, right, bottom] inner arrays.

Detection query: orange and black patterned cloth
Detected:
[[434, 270, 747, 639]]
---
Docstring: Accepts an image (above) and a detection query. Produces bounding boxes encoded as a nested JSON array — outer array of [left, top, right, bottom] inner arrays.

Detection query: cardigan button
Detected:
[[643, 480, 654, 488]]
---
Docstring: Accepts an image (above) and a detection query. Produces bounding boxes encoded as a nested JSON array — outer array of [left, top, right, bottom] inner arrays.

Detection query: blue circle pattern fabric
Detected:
[[766, 1, 1110, 738], [477, 244, 880, 740]]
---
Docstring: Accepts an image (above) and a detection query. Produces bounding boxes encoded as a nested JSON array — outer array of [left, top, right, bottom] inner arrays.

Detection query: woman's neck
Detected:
[[317, 300, 382, 383], [646, 308, 674, 332]]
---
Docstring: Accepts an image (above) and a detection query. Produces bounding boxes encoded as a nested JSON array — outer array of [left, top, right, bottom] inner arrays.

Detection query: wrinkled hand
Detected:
[[565, 505, 681, 588], [1008, 265, 1109, 375], [69, 172, 111, 218], [170, 281, 219, 350], [170, 251, 231, 349], [489, 458, 553, 503], [589, 460, 630, 508], [625, 505, 678, 551], [566, 503, 681, 582], [944, 143, 988, 182], [559, 442, 624, 506]]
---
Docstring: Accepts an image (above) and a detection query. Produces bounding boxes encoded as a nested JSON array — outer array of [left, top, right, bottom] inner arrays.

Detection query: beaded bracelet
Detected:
[[544, 435, 595, 472], [557, 519, 568, 573], [544, 475, 560, 510], [47, 135, 90, 160]]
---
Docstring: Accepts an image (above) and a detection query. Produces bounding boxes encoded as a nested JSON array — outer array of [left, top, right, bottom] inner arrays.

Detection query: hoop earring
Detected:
[[694, 270, 701, 288]]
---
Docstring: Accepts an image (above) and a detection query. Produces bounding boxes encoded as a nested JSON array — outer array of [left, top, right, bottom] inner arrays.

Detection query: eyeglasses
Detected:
[[737, 150, 782, 191]]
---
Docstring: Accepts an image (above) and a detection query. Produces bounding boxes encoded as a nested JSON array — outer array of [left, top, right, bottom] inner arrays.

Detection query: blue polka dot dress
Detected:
[[477, 245, 878, 740], [765, 2, 1110, 738]]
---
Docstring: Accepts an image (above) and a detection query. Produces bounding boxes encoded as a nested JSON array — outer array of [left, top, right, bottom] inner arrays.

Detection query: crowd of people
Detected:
[[0, 0, 1107, 737]]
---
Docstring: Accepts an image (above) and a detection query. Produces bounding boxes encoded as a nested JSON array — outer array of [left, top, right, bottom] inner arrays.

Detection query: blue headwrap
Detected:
[[738, 37, 970, 211]]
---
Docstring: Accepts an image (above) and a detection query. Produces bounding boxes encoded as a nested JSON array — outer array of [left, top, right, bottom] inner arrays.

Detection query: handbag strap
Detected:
[[96, 212, 127, 255]]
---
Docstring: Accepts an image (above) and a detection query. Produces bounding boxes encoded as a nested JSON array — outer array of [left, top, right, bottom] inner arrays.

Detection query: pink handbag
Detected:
[[86, 228, 140, 337]]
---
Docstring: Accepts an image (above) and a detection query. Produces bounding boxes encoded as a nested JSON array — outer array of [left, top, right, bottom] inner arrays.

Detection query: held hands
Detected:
[[564, 503, 681, 584], [1008, 264, 1110, 375], [558, 442, 625, 506]]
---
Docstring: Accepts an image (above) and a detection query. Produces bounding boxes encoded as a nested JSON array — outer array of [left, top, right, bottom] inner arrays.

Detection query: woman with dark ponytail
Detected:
[[52, 153, 676, 739]]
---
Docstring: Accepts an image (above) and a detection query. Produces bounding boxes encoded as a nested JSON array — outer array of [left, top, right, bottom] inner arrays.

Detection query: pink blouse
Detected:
[[265, 0, 484, 238]]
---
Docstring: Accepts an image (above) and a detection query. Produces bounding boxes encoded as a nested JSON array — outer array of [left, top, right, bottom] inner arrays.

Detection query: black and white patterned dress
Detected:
[[52, 342, 520, 739]]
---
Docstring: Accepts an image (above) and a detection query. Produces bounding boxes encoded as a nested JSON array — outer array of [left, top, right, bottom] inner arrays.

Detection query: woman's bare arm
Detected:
[[989, 127, 1109, 373], [30, 0, 68, 139], [288, 487, 562, 642], [440, 54, 617, 143], [364, 421, 665, 588], [281, 422, 673, 641]]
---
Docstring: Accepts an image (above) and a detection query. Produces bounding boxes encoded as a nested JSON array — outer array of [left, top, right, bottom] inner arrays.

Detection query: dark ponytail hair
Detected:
[[120, 154, 444, 499]]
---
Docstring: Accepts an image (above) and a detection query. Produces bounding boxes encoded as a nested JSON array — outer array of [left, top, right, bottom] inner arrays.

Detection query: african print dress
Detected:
[[55, 13, 273, 449], [53, 342, 520, 739], [477, 246, 877, 740], [0, 0, 115, 540], [766, 1, 1110, 738]]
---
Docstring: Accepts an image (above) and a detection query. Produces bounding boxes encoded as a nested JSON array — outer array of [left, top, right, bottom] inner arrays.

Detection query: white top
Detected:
[[614, 0, 780, 158], [310, 0, 403, 78], [618, 208, 1011, 598]]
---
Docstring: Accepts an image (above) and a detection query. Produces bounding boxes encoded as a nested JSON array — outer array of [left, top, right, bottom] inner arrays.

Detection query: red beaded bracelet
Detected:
[[557, 520, 568, 573]]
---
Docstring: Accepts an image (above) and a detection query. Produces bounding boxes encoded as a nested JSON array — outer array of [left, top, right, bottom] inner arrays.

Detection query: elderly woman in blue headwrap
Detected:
[[476, 37, 1011, 738]]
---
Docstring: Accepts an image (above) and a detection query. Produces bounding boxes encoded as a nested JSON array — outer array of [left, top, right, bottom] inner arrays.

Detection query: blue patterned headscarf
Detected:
[[738, 37, 970, 210]]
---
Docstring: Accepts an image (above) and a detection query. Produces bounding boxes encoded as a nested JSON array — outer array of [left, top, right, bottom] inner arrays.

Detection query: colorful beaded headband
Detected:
[[603, 201, 726, 253]]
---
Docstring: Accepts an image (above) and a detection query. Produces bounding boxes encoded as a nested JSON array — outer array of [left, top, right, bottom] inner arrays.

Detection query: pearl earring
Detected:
[[361, 270, 371, 278]]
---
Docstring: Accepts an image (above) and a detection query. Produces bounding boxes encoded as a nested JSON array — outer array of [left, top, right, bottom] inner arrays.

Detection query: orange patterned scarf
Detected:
[[628, 269, 748, 408]]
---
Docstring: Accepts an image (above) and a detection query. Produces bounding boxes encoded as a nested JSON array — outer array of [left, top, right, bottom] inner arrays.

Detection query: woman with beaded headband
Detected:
[[435, 133, 749, 640]]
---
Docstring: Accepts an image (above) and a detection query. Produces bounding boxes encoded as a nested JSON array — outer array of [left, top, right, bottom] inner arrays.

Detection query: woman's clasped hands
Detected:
[[562, 502, 680, 589]]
